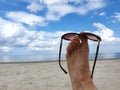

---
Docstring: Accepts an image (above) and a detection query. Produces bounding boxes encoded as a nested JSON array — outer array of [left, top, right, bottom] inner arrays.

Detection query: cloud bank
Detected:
[[0, 15, 119, 52], [0, 17, 71, 52], [93, 22, 120, 43]]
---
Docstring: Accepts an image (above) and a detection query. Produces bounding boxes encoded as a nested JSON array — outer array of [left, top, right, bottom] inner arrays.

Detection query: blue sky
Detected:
[[0, 0, 120, 59]]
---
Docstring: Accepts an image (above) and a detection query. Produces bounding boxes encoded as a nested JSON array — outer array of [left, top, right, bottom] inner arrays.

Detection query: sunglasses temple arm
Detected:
[[59, 38, 67, 74], [91, 40, 100, 79]]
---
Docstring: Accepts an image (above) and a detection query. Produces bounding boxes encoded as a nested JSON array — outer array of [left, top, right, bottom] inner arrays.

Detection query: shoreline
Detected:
[[0, 58, 120, 64]]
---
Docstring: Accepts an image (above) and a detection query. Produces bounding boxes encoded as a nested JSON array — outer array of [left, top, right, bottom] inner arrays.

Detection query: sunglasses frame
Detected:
[[59, 32, 101, 79]]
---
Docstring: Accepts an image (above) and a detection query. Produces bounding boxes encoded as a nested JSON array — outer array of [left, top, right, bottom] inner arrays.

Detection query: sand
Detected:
[[0, 59, 120, 90]]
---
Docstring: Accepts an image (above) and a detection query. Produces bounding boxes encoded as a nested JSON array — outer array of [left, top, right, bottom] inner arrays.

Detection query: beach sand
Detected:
[[0, 60, 120, 90]]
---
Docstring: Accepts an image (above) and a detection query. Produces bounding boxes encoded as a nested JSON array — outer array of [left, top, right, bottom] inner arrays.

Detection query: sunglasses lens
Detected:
[[84, 33, 101, 41], [62, 33, 77, 40], [87, 34, 98, 41]]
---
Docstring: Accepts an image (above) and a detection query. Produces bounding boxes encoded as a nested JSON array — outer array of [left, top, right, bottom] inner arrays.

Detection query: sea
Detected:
[[0, 53, 120, 62]]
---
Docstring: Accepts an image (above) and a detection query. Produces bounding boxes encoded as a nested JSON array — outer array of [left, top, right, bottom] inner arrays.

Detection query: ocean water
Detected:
[[0, 53, 120, 62], [89, 53, 120, 60]]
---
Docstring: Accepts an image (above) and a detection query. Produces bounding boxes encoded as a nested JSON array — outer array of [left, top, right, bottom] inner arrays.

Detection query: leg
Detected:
[[66, 35, 97, 90]]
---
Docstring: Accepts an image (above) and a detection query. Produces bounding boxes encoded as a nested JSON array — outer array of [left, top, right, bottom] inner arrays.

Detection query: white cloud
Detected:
[[26, 2, 44, 13], [46, 4, 74, 21], [26, 30, 72, 51], [93, 22, 120, 43], [0, 17, 31, 48], [6, 11, 46, 26], [28, 40, 57, 51], [27, 31, 71, 51], [87, 0, 105, 10], [25, 0, 106, 21], [0, 17, 26, 38], [99, 12, 106, 16], [40, 0, 67, 5], [0, 17, 70, 52], [76, 0, 105, 15], [0, 46, 12, 52], [113, 12, 120, 21]]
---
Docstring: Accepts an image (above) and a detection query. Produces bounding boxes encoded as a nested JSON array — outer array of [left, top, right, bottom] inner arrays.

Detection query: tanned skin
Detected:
[[66, 34, 97, 90]]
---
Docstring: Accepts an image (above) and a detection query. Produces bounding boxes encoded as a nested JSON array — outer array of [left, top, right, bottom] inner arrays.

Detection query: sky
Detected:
[[0, 0, 120, 60]]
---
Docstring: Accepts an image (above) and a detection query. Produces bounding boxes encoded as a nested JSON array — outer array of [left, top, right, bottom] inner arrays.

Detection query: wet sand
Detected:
[[0, 59, 120, 90]]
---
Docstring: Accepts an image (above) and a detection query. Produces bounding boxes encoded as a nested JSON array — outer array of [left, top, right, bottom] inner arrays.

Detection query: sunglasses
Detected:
[[58, 32, 101, 78]]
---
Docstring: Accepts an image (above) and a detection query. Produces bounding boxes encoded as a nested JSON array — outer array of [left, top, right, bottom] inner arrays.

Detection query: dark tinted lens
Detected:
[[62, 33, 78, 40], [83, 32, 101, 41], [87, 34, 98, 41]]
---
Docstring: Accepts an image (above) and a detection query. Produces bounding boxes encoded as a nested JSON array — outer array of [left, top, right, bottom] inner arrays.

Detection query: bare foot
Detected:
[[66, 34, 96, 90]]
